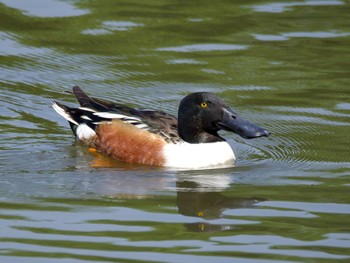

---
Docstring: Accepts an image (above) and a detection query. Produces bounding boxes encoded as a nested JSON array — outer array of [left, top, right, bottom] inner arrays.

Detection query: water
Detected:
[[1, 0, 350, 262]]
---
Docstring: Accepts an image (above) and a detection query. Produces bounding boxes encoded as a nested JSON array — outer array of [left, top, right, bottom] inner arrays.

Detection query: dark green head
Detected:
[[178, 92, 270, 143]]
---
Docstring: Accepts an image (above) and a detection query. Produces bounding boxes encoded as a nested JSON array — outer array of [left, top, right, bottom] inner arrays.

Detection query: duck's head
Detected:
[[178, 92, 270, 143]]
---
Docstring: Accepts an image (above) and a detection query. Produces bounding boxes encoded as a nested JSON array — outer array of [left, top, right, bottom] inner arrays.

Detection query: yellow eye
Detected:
[[200, 102, 208, 108]]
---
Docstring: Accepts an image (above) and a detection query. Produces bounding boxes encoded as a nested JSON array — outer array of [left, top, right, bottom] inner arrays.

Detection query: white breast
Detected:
[[163, 141, 235, 169]]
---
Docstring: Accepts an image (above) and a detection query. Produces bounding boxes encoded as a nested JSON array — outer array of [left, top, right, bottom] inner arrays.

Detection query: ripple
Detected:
[[156, 43, 249, 52], [0, 32, 50, 57], [165, 59, 207, 65], [103, 21, 144, 31], [231, 85, 274, 91], [336, 102, 350, 111], [0, 51, 121, 87], [0, 243, 282, 263], [82, 20, 144, 35], [224, 208, 316, 218], [253, 31, 350, 41], [251, 0, 344, 13], [258, 201, 350, 215], [0, 0, 89, 17], [236, 108, 350, 174], [208, 235, 349, 259], [0, 257, 99, 263]]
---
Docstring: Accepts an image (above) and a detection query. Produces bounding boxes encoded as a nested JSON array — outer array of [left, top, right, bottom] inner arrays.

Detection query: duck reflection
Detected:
[[71, 149, 265, 233], [176, 172, 265, 232]]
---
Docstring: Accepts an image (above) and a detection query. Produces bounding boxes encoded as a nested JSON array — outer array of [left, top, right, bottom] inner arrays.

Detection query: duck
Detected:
[[52, 86, 269, 169]]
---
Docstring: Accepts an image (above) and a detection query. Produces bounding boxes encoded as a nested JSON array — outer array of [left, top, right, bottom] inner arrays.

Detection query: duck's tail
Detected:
[[52, 100, 97, 140], [72, 86, 94, 108], [52, 86, 150, 140]]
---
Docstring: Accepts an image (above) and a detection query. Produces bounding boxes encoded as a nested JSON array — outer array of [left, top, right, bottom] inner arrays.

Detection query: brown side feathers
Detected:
[[88, 120, 167, 166]]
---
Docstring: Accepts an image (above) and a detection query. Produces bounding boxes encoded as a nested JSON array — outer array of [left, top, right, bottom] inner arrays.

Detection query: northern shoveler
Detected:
[[52, 86, 269, 169]]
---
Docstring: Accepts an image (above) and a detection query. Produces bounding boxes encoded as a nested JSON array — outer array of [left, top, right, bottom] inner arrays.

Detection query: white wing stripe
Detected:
[[79, 107, 97, 112], [134, 124, 149, 129], [81, 115, 92, 121], [93, 112, 141, 122]]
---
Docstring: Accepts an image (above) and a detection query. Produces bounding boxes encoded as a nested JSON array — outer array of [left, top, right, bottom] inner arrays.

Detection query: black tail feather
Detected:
[[73, 86, 94, 107], [72, 86, 113, 112]]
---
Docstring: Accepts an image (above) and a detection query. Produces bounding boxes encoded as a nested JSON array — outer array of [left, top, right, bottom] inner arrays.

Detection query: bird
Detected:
[[52, 86, 269, 169]]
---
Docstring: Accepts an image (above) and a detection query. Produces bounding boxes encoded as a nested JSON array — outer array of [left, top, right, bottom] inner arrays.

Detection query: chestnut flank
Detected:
[[92, 121, 167, 166]]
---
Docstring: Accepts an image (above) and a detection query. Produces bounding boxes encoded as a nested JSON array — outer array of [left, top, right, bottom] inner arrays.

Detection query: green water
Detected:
[[1, 0, 350, 262]]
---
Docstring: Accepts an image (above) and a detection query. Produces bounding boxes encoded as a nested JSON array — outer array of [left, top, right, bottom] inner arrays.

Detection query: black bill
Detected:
[[217, 108, 270, 139]]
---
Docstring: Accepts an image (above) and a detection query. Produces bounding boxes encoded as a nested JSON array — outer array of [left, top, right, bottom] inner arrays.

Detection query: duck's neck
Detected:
[[178, 122, 224, 143]]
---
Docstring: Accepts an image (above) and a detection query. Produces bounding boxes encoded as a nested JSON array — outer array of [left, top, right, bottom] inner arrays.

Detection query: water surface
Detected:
[[1, 0, 350, 262]]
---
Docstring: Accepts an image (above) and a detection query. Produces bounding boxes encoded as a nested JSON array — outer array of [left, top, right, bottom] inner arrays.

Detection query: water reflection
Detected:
[[176, 181, 262, 219], [176, 173, 264, 232]]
